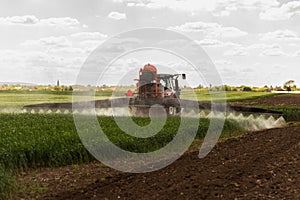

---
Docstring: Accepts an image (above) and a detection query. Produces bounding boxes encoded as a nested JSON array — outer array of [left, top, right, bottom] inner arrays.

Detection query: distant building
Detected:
[[95, 86, 105, 92], [236, 87, 243, 92], [274, 86, 285, 91]]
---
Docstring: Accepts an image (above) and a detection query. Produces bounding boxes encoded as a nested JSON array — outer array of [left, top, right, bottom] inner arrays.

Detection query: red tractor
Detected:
[[129, 64, 186, 116]]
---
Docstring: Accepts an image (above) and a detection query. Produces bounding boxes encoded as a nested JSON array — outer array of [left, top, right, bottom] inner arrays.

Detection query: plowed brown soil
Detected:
[[230, 94, 300, 107], [15, 125, 300, 200]]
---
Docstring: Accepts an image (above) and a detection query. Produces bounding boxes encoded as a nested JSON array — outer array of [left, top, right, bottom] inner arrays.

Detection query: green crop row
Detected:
[[258, 106, 300, 121], [0, 165, 15, 200], [0, 114, 244, 169], [274, 108, 300, 121], [0, 114, 94, 170], [0, 113, 244, 198], [275, 107, 300, 121]]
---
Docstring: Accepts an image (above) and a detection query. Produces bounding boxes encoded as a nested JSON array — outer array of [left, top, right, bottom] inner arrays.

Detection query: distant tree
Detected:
[[197, 84, 204, 89], [224, 85, 231, 91], [54, 86, 60, 91], [210, 86, 224, 91], [63, 86, 69, 91], [243, 86, 252, 92], [284, 80, 296, 91], [68, 86, 73, 91]]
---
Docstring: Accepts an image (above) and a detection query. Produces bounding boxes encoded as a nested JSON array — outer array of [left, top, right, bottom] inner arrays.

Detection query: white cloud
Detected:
[[292, 50, 300, 57], [0, 15, 81, 27], [195, 39, 241, 47], [21, 36, 72, 48], [51, 47, 85, 55], [20, 31, 108, 54], [112, 0, 217, 12], [247, 43, 279, 50], [169, 21, 248, 38], [70, 32, 107, 40], [260, 46, 286, 56], [0, 49, 82, 84], [213, 0, 280, 16], [70, 32, 107, 53], [113, 0, 285, 20], [0, 50, 27, 65], [218, 67, 239, 81], [260, 30, 300, 41], [25, 51, 84, 70], [20, 32, 107, 59], [107, 11, 127, 20], [260, 1, 300, 20], [214, 59, 233, 65], [247, 43, 289, 56], [113, 0, 279, 17], [224, 47, 249, 56], [240, 67, 255, 73], [196, 39, 224, 47], [40, 17, 80, 27], [78, 40, 105, 53], [0, 15, 39, 25]]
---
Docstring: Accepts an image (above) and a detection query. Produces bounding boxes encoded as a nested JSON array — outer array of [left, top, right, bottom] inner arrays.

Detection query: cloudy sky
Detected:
[[0, 0, 300, 87]]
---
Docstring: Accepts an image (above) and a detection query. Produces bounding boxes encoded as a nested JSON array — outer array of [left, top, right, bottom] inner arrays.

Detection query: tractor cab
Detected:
[[130, 64, 186, 116], [135, 64, 186, 100], [157, 74, 184, 98]]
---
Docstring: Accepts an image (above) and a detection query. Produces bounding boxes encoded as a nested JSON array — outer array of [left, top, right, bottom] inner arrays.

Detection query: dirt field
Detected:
[[14, 94, 300, 199], [230, 94, 300, 107], [15, 125, 300, 200]]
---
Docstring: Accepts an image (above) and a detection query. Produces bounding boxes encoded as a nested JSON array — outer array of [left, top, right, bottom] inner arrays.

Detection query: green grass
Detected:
[[0, 90, 112, 108], [0, 90, 279, 109]]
